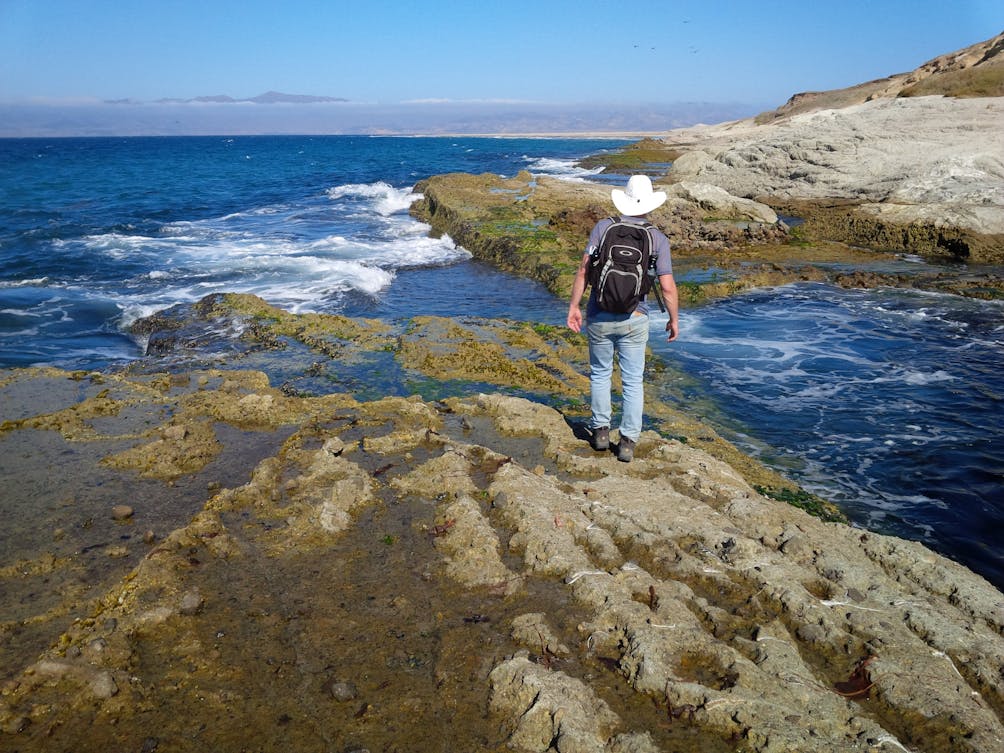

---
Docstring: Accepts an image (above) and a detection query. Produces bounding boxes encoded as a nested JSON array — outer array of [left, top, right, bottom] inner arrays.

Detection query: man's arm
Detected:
[[659, 273, 679, 341], [566, 252, 591, 333]]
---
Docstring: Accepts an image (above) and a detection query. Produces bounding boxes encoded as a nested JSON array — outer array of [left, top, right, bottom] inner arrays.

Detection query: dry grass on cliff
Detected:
[[899, 56, 1004, 97]]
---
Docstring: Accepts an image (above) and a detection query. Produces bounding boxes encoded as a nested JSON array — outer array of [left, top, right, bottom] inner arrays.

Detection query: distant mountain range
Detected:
[[104, 91, 349, 105]]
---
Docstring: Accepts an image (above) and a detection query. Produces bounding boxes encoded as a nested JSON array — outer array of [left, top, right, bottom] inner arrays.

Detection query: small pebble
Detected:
[[90, 671, 118, 699], [846, 587, 866, 603], [322, 436, 345, 456], [143, 530, 157, 544], [179, 588, 204, 616], [163, 425, 187, 441], [796, 623, 826, 643], [325, 679, 358, 702], [111, 505, 134, 521]]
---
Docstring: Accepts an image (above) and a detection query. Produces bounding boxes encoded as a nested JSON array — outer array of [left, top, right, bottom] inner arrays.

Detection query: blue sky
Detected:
[[4, 0, 1003, 104], [1, 0, 1002, 134]]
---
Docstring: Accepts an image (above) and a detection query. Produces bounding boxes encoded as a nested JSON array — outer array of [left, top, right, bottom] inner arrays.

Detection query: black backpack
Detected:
[[588, 218, 657, 313]]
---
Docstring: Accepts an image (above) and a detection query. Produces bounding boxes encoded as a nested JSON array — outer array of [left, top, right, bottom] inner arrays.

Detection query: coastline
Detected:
[[2, 296, 1002, 751], [407, 131, 670, 139], [3, 100, 1004, 749]]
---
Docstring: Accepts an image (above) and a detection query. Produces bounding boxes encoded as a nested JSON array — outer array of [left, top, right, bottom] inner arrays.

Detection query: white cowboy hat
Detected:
[[611, 174, 667, 216]]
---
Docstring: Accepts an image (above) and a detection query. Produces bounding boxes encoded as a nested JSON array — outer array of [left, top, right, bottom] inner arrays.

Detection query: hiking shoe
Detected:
[[618, 435, 636, 462], [591, 426, 610, 451]]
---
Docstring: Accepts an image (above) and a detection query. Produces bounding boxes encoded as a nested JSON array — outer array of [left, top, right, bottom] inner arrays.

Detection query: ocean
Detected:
[[1, 135, 1002, 590]]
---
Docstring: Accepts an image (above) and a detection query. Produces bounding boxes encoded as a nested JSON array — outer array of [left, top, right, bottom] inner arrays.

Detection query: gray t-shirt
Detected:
[[585, 215, 672, 317]]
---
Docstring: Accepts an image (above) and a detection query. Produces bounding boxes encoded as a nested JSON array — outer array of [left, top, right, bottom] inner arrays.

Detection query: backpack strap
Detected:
[[641, 221, 656, 271], [590, 217, 621, 261], [639, 221, 667, 312]]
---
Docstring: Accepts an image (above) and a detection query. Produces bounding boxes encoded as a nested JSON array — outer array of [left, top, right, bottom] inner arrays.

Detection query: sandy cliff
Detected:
[[658, 32, 1004, 262], [759, 31, 1004, 120]]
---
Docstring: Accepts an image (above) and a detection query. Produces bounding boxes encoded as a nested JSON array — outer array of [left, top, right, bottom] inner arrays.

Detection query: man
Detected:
[[566, 175, 679, 462]]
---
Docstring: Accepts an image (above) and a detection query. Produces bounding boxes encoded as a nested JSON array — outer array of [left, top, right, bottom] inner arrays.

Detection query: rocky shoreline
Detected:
[[410, 98, 1004, 303], [3, 37, 1004, 749], [1, 289, 1002, 752]]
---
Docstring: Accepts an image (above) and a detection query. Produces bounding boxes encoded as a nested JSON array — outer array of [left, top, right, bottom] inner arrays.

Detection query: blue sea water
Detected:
[[647, 285, 1004, 589], [0, 136, 618, 365], [1, 136, 1002, 590]]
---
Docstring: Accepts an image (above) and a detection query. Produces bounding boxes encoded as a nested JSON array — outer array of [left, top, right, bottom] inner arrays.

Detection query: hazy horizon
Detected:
[[4, 1, 1001, 138], [0, 99, 766, 138]]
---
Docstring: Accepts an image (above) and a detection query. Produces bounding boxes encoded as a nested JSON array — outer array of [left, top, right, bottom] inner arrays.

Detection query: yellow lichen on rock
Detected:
[[100, 418, 221, 479]]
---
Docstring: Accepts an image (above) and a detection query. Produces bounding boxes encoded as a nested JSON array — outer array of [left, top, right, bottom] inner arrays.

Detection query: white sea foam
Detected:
[[217, 205, 288, 222], [88, 187, 470, 329], [1, 308, 44, 318], [326, 181, 421, 215], [74, 232, 180, 259], [117, 302, 167, 329], [523, 156, 604, 182], [70, 188, 467, 317], [898, 369, 955, 385], [0, 326, 40, 337], [1, 277, 50, 288]]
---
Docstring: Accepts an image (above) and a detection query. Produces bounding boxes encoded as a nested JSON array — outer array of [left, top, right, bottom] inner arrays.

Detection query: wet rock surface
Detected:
[[410, 171, 797, 303], [411, 167, 1004, 307], [1, 354, 1001, 751]]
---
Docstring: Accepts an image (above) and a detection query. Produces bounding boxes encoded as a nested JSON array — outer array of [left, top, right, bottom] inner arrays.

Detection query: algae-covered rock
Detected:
[[411, 172, 789, 301], [101, 418, 221, 479], [489, 653, 621, 752], [410, 162, 1003, 303], [2, 383, 1001, 753]]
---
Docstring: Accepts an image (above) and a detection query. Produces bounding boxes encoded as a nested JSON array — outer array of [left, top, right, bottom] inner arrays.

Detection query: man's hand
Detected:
[[567, 306, 583, 333], [567, 252, 591, 333], [659, 274, 679, 342]]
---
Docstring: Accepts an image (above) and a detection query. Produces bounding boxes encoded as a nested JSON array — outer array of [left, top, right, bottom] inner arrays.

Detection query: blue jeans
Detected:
[[587, 310, 649, 441]]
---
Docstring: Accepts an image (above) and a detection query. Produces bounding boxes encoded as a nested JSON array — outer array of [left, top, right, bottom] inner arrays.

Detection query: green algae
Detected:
[[179, 296, 824, 515], [577, 138, 683, 174], [754, 485, 846, 524], [213, 292, 394, 353]]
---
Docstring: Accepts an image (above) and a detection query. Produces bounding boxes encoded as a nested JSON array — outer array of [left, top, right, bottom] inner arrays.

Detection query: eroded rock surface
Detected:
[[1, 381, 1000, 752], [411, 165, 1004, 305], [661, 97, 1004, 261]]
